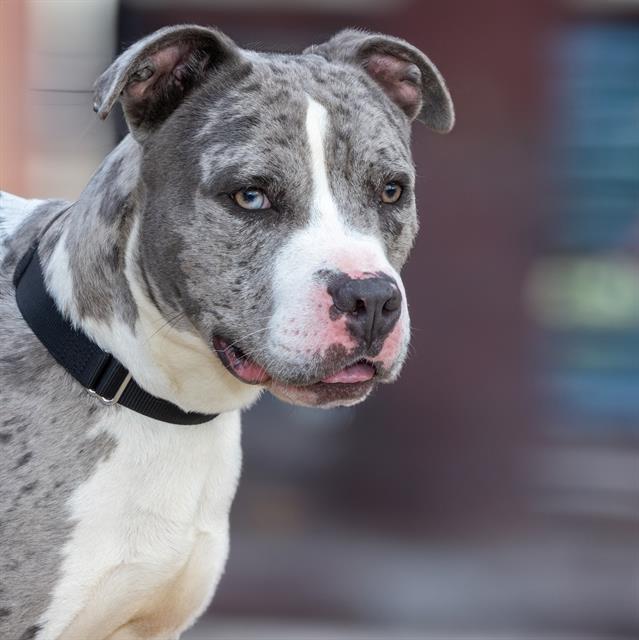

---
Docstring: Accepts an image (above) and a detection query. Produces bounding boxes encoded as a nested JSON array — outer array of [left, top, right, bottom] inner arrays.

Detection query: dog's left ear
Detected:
[[306, 29, 454, 133], [93, 24, 241, 140]]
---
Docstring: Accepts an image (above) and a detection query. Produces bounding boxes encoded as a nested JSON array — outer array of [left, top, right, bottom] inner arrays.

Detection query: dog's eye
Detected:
[[233, 188, 271, 210], [381, 181, 403, 204]]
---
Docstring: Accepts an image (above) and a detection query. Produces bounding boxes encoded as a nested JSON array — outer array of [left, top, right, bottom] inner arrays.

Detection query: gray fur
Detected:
[[0, 24, 453, 638], [61, 140, 141, 326]]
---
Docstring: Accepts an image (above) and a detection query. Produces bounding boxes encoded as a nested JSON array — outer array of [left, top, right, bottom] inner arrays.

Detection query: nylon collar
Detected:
[[13, 241, 218, 426]]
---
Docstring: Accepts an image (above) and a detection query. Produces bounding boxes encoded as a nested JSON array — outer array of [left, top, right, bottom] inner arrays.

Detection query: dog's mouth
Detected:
[[212, 336, 378, 404], [212, 337, 272, 385]]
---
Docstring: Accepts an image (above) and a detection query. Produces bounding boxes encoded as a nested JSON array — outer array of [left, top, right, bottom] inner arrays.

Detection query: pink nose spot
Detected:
[[303, 288, 357, 353]]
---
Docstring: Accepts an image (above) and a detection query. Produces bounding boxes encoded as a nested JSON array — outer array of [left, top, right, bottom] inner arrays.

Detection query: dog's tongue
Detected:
[[321, 362, 376, 384]]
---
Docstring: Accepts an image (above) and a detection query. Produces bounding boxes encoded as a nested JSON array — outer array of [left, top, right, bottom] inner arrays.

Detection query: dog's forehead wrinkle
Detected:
[[189, 51, 413, 196]]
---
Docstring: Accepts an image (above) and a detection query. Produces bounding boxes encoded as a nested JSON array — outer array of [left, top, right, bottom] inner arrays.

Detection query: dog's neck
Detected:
[[40, 135, 261, 416]]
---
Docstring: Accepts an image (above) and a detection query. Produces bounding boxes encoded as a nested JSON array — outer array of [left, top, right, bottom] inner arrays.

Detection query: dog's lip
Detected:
[[213, 336, 270, 385], [212, 336, 377, 387], [268, 377, 376, 408]]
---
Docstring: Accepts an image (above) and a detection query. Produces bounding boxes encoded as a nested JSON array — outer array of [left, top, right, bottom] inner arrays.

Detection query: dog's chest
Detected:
[[39, 409, 242, 640]]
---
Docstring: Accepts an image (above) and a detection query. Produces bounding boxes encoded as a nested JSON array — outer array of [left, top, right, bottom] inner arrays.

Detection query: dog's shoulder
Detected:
[[0, 192, 69, 267]]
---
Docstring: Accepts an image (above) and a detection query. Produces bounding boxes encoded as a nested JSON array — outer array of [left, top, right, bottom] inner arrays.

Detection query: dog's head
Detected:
[[94, 25, 453, 408]]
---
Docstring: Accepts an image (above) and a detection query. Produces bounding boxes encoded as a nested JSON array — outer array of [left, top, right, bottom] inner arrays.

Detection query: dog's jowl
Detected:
[[0, 25, 453, 640]]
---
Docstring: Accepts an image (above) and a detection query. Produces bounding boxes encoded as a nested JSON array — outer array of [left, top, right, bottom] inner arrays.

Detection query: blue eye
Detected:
[[233, 188, 271, 210], [381, 181, 403, 204]]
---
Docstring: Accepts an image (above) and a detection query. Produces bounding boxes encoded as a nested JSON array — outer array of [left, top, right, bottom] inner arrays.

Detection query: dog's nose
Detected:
[[328, 276, 402, 347]]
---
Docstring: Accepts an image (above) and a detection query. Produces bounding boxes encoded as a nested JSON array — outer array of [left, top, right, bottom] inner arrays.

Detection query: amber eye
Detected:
[[233, 188, 271, 210], [381, 181, 403, 204]]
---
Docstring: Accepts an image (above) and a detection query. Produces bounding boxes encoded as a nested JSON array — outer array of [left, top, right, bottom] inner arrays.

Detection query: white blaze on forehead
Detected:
[[302, 95, 393, 271], [305, 95, 343, 231]]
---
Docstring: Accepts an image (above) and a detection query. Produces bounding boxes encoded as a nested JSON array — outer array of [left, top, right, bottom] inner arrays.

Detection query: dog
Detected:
[[0, 24, 453, 640]]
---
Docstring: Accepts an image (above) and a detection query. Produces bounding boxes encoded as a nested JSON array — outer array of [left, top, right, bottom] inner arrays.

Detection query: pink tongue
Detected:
[[322, 362, 375, 384]]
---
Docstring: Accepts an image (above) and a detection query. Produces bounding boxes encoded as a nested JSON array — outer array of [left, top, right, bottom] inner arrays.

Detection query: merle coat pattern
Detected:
[[0, 25, 453, 640]]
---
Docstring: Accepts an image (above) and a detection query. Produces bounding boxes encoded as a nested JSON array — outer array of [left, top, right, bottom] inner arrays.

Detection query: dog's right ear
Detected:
[[93, 25, 241, 141]]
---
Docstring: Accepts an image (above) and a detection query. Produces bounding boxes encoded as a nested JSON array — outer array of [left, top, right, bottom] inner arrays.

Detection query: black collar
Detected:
[[13, 242, 218, 425]]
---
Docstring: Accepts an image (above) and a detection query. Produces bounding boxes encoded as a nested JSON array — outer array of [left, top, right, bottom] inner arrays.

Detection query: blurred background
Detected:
[[1, 0, 638, 638]]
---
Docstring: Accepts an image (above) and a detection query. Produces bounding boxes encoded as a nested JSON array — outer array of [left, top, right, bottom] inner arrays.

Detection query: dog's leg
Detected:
[[57, 530, 228, 640]]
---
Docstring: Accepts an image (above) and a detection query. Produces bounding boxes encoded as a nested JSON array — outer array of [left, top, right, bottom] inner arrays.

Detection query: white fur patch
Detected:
[[37, 409, 242, 640], [44, 227, 77, 321]]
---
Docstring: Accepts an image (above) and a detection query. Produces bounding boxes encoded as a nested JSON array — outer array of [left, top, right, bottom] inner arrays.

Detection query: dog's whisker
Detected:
[[223, 325, 272, 351], [144, 311, 186, 343]]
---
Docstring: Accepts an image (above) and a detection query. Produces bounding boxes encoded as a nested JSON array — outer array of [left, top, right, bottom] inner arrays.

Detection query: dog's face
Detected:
[[94, 26, 453, 408]]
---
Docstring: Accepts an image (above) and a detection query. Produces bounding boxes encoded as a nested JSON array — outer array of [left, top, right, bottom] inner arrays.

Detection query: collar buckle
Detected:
[[86, 355, 132, 405], [87, 370, 132, 405]]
